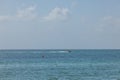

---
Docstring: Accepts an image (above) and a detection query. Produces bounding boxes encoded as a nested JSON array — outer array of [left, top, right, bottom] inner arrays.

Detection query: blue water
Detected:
[[0, 50, 120, 80]]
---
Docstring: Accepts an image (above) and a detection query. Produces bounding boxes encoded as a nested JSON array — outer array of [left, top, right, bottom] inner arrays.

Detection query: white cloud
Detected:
[[0, 6, 70, 22], [0, 6, 37, 22], [95, 16, 120, 33], [16, 6, 37, 20], [71, 1, 78, 8], [0, 15, 13, 22], [103, 16, 113, 21], [43, 7, 69, 21], [103, 16, 120, 26]]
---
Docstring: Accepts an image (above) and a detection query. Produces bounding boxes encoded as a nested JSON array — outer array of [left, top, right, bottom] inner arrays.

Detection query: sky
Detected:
[[0, 0, 120, 49]]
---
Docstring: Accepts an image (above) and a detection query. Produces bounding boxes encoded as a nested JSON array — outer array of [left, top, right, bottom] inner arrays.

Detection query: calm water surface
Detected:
[[0, 50, 120, 80]]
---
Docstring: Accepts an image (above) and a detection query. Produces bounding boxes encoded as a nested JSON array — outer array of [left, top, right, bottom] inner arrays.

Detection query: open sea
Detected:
[[0, 49, 120, 80]]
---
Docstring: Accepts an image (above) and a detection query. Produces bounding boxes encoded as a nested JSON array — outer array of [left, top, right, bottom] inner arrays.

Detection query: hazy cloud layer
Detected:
[[103, 16, 120, 26], [16, 6, 37, 20], [0, 6, 37, 22], [43, 7, 69, 21], [0, 6, 69, 22]]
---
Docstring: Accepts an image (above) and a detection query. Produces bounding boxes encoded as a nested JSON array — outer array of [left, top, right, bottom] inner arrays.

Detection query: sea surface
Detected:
[[0, 49, 120, 80]]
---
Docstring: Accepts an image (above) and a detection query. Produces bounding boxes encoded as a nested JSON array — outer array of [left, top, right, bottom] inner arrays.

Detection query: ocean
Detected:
[[0, 49, 120, 80]]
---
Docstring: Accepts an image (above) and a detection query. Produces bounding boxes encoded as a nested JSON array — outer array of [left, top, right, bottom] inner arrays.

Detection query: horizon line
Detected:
[[0, 49, 120, 50]]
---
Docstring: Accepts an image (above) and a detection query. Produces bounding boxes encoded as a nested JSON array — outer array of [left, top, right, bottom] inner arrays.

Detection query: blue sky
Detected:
[[0, 0, 120, 49]]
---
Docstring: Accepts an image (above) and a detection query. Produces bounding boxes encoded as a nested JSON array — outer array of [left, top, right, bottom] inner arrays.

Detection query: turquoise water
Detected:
[[0, 50, 120, 80]]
